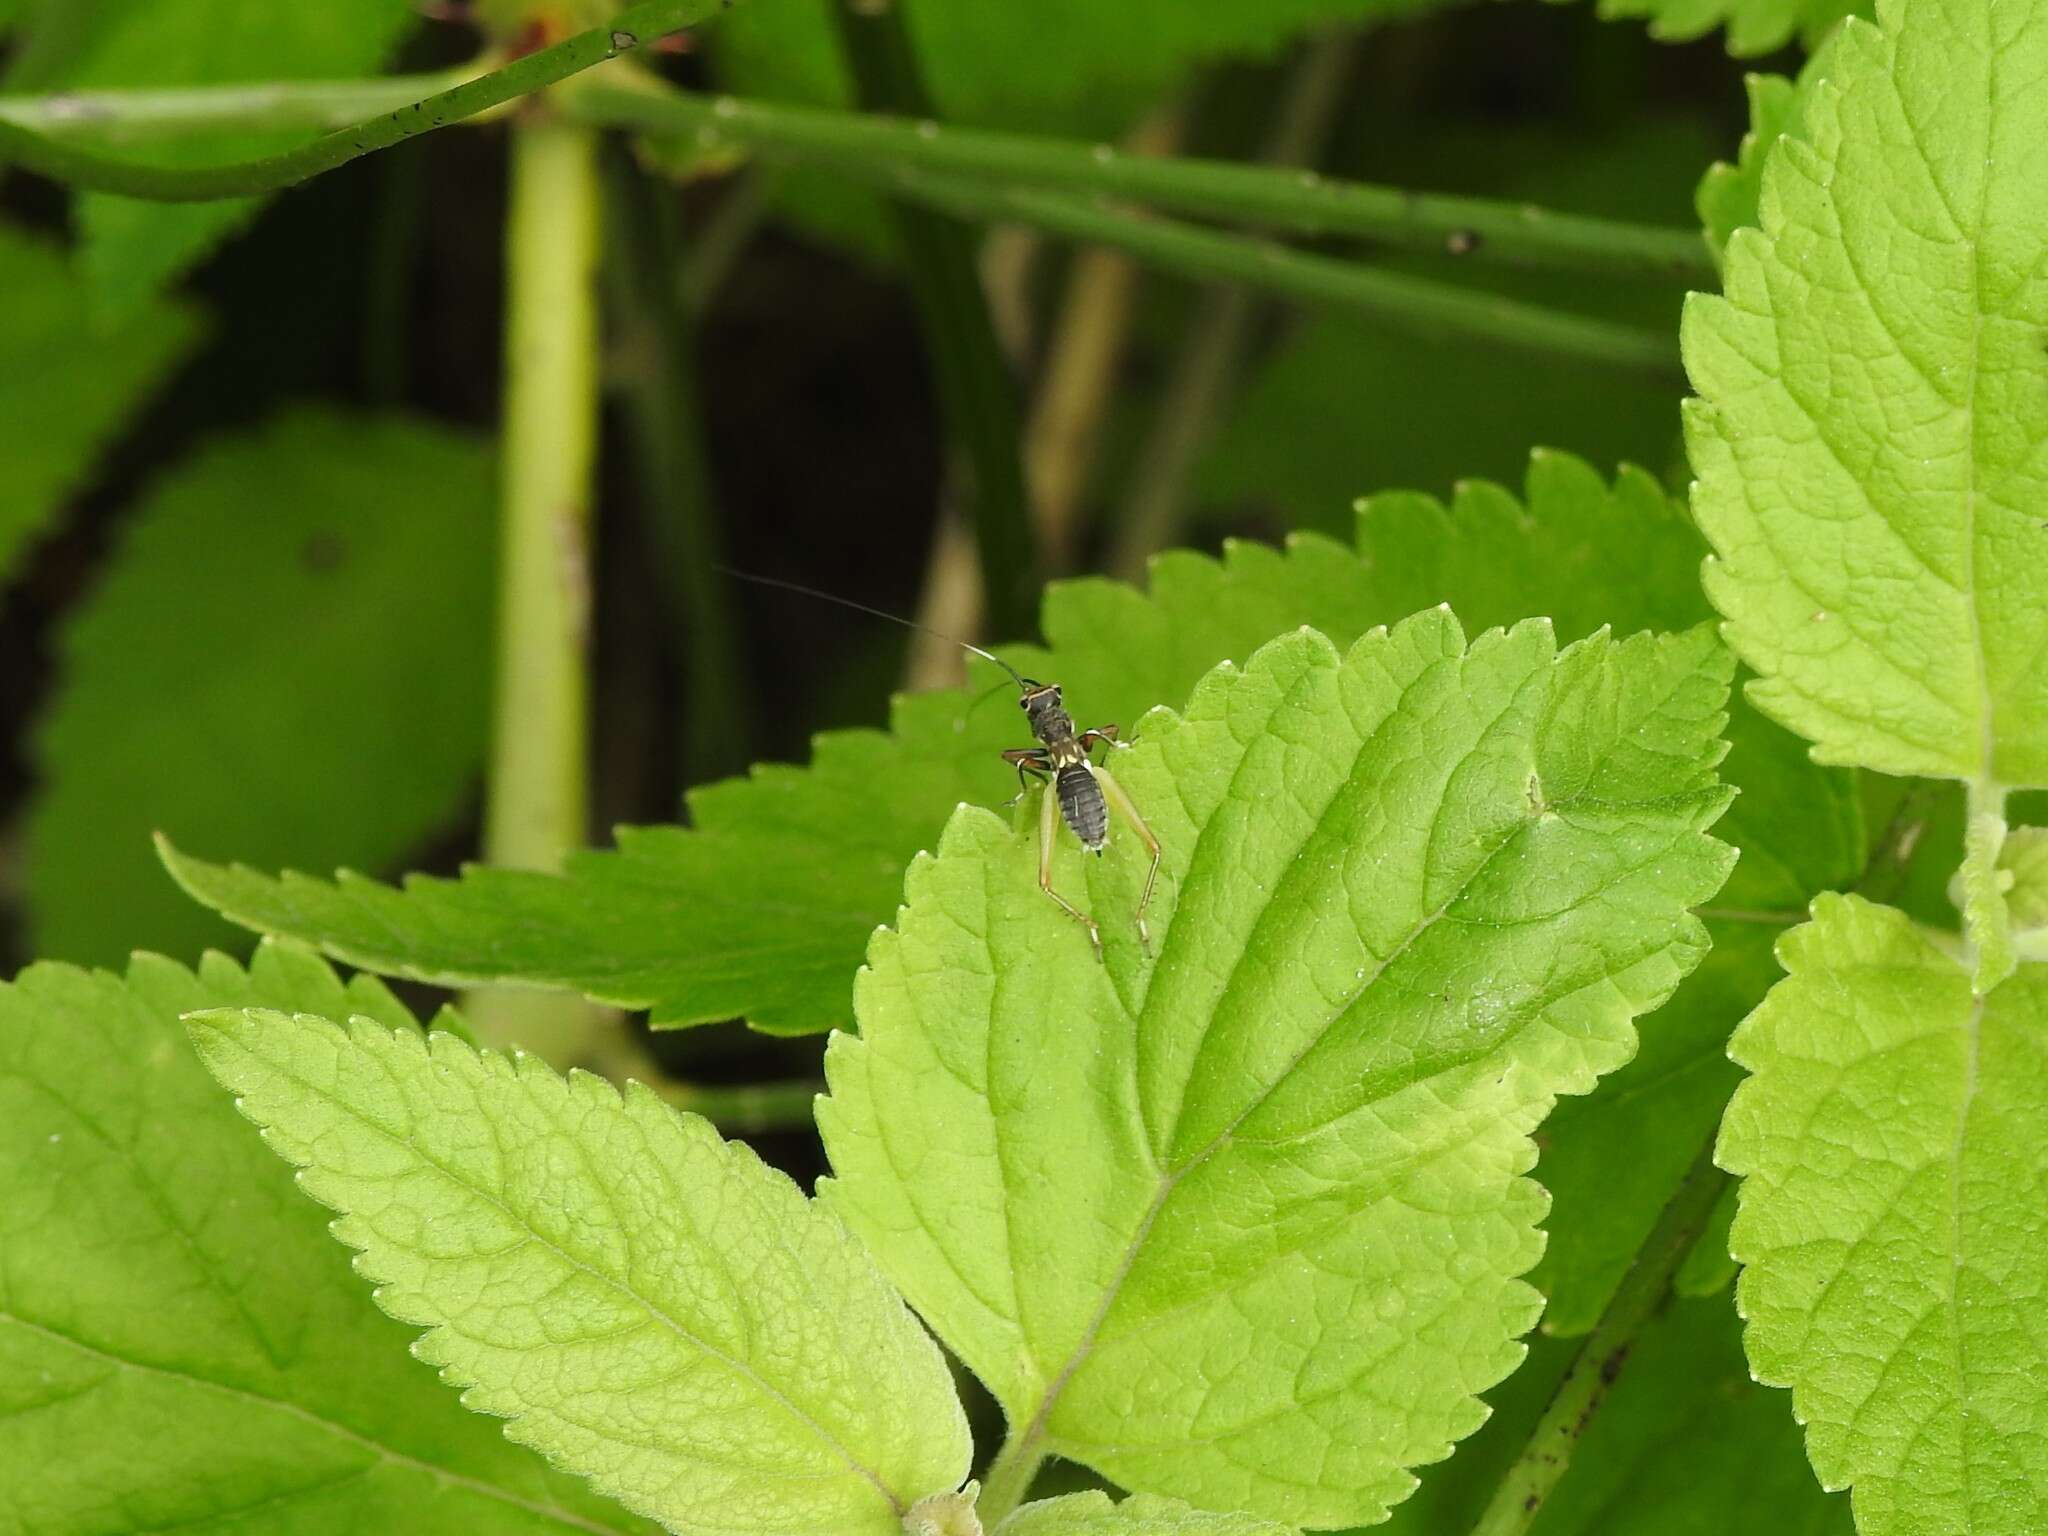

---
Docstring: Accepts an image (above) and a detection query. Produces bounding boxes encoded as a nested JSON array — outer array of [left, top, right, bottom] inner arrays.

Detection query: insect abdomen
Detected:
[[1057, 764, 1109, 850]]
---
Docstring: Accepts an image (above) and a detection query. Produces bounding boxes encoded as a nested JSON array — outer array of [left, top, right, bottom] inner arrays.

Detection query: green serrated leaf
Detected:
[[1524, 917, 1778, 1333], [27, 407, 494, 966], [0, 223, 200, 582], [999, 1492, 1296, 1535], [1373, 1293, 1851, 1536], [1696, 72, 1804, 262], [1683, 0, 2048, 787], [186, 1007, 970, 1535], [7, 0, 418, 311], [163, 452, 1826, 1036], [823, 616, 1735, 1526], [0, 939, 652, 1535], [1719, 894, 2048, 1536], [1556, 0, 1863, 58]]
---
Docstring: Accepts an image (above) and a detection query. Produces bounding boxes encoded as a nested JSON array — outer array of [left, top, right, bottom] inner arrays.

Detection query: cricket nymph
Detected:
[[1005, 682, 1159, 960], [715, 566, 1160, 963]]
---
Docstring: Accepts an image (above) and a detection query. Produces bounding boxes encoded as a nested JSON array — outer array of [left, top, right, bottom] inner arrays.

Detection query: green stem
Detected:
[[1961, 778, 2015, 993], [0, 0, 723, 199], [600, 149, 752, 783], [569, 84, 1713, 281], [1467, 1137, 1728, 1536], [651, 1077, 823, 1135], [0, 68, 480, 142], [828, 0, 1038, 638], [898, 174, 1678, 372], [1109, 32, 1356, 579], [975, 1429, 1049, 1528], [472, 114, 604, 1057]]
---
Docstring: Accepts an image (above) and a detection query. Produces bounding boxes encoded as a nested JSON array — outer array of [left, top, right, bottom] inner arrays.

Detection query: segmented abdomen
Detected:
[[1057, 764, 1108, 850]]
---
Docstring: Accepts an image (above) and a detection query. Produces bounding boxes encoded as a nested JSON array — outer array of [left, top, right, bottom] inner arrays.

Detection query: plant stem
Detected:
[[828, 0, 1038, 639], [1109, 31, 1357, 579], [1467, 1137, 1728, 1536], [601, 150, 751, 783], [0, 68, 480, 142], [473, 113, 604, 1057], [0, 0, 721, 199], [898, 174, 1679, 372], [569, 84, 1715, 281], [650, 1076, 824, 1135], [1961, 778, 2015, 993], [976, 1428, 1050, 1527]]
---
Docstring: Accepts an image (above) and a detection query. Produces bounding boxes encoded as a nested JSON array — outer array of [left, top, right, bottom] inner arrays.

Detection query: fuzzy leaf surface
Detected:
[[1000, 1493, 1295, 1535], [0, 225, 199, 582], [824, 615, 1735, 1525], [1684, 0, 2048, 786], [28, 408, 494, 966], [1719, 895, 2048, 1535], [5, 0, 417, 311], [0, 940, 651, 1536], [187, 1008, 970, 1535], [164, 452, 1843, 1037]]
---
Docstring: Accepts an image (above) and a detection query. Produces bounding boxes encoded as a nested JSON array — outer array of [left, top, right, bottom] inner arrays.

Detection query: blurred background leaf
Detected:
[[24, 408, 494, 965], [3, 0, 421, 314], [0, 223, 200, 581]]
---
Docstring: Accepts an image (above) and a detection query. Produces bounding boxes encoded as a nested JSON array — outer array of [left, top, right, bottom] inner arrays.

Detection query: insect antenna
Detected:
[[715, 564, 1035, 693]]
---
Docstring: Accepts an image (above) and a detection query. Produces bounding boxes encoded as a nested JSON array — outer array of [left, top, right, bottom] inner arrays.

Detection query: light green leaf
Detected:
[[1696, 72, 1804, 261], [7, 0, 418, 311], [2001, 826, 2048, 930], [0, 939, 652, 1535], [1554, 0, 1863, 57], [1718, 894, 2048, 1536], [0, 223, 200, 582], [186, 1007, 971, 1536], [823, 615, 1735, 1526], [1374, 1294, 1851, 1536], [164, 451, 1823, 1036], [27, 407, 494, 966], [1000, 1492, 1296, 1535], [1683, 0, 2048, 787]]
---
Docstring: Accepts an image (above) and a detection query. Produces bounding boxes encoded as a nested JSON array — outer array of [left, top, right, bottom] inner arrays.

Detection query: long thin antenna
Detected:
[[715, 564, 1034, 692]]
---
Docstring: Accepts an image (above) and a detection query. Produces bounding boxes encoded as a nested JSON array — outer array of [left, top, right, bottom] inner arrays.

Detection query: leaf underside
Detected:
[[1683, 0, 2048, 788], [0, 940, 651, 1536], [1719, 895, 2048, 1536], [187, 1008, 971, 1536], [825, 614, 1735, 1527]]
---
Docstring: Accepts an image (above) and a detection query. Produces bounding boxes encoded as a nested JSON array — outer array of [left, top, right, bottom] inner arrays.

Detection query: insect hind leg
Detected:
[[1094, 765, 1162, 953], [1039, 777, 1102, 961]]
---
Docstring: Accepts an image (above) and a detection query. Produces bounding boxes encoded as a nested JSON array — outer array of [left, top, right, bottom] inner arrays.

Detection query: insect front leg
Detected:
[[1038, 773, 1102, 961], [1001, 748, 1052, 808], [1078, 725, 1130, 753], [1093, 765, 1162, 953]]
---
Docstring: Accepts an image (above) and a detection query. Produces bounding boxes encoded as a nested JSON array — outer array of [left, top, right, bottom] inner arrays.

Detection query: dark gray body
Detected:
[[1021, 684, 1109, 851]]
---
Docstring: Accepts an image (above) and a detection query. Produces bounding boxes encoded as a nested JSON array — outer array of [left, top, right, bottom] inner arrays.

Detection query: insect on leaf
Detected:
[[1718, 895, 2048, 1536], [0, 939, 653, 1535], [823, 614, 1736, 1526], [186, 1006, 971, 1536], [1683, 0, 2048, 788]]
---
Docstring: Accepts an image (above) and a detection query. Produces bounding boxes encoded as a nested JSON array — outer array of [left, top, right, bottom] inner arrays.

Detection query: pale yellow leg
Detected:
[[1039, 778, 1102, 961], [1094, 766, 1161, 952]]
